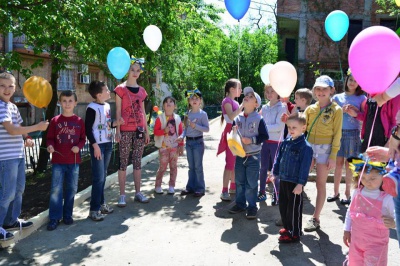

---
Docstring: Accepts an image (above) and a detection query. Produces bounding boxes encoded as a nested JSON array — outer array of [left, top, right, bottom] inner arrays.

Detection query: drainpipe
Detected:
[[5, 32, 13, 53]]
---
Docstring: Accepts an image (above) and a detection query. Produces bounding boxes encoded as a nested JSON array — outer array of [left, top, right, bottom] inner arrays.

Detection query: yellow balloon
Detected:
[[397, 0, 400, 7], [23, 76, 53, 108]]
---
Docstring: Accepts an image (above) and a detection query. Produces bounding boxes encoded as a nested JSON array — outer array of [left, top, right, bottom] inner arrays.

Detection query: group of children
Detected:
[[1, 62, 400, 264]]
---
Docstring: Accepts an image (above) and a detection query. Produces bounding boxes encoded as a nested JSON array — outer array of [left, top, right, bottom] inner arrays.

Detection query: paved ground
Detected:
[[1, 119, 399, 266]]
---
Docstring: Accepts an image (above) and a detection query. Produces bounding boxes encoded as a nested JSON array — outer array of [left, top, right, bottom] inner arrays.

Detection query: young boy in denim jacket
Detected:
[[0, 71, 49, 241], [229, 87, 269, 219], [273, 112, 313, 243], [46, 91, 86, 231]]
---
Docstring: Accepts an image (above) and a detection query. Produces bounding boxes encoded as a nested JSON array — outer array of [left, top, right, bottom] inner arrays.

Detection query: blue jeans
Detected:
[[89, 142, 112, 211], [0, 158, 25, 227], [185, 138, 205, 193], [235, 154, 260, 210], [49, 164, 79, 220], [395, 195, 400, 247]]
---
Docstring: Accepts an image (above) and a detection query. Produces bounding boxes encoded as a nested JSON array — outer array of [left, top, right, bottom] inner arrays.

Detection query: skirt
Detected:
[[338, 129, 361, 158]]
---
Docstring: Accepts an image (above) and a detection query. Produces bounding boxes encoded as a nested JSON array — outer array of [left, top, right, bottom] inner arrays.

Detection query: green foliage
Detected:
[[375, 0, 400, 15]]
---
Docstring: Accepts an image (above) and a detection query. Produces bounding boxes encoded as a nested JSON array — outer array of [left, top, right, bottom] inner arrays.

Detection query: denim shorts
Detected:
[[310, 144, 331, 164], [337, 129, 361, 158]]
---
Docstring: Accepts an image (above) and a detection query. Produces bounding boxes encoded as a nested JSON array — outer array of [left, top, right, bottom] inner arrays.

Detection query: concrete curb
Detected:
[[1, 150, 159, 248]]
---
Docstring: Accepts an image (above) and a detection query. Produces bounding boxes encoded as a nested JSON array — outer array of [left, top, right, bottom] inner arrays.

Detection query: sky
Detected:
[[203, 0, 277, 29]]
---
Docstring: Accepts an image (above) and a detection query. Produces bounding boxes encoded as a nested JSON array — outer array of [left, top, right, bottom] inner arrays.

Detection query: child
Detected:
[[273, 112, 313, 243], [179, 89, 209, 197], [293, 88, 313, 114], [153, 96, 184, 195], [228, 87, 269, 219], [258, 84, 287, 205], [46, 90, 86, 231], [343, 156, 395, 265], [0, 71, 49, 241], [114, 59, 150, 206], [85, 81, 124, 221], [328, 70, 366, 205], [217, 79, 243, 201], [303, 75, 343, 232]]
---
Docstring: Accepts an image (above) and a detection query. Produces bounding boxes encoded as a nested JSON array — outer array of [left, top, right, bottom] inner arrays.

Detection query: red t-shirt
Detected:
[[114, 84, 147, 132], [46, 114, 86, 164]]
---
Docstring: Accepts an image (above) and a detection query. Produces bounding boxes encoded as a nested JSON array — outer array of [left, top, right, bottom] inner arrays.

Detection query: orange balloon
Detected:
[[153, 106, 159, 112], [23, 76, 53, 108]]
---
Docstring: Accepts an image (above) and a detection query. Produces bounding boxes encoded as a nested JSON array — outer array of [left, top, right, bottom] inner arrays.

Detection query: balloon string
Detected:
[[237, 20, 241, 79], [270, 129, 285, 201], [357, 105, 379, 188], [40, 147, 64, 157], [336, 42, 344, 83]]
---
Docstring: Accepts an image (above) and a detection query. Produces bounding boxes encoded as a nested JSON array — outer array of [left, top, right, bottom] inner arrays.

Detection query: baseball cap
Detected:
[[243, 87, 261, 107], [313, 75, 334, 88]]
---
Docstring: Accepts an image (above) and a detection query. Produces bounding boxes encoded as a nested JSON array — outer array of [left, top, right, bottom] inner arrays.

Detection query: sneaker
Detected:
[[117, 195, 127, 207], [167, 187, 175, 195], [135, 192, 149, 203], [229, 188, 236, 194], [246, 208, 258, 220], [304, 218, 320, 232], [279, 228, 288, 235], [220, 192, 231, 201], [155, 187, 164, 194], [89, 211, 105, 221], [0, 227, 14, 241], [63, 217, 74, 225], [382, 168, 399, 197], [3, 219, 33, 231], [278, 234, 300, 243], [193, 192, 205, 197], [257, 192, 267, 202], [100, 204, 114, 214], [275, 218, 283, 226], [47, 219, 59, 231], [228, 205, 246, 214], [271, 192, 279, 206]]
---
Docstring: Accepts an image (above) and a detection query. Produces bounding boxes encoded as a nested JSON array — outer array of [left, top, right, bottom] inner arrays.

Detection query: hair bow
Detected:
[[186, 89, 202, 98], [346, 68, 352, 76], [130, 56, 145, 71], [348, 154, 387, 177]]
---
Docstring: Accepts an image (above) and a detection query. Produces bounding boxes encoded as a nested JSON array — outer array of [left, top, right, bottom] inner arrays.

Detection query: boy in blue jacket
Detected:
[[273, 112, 313, 243]]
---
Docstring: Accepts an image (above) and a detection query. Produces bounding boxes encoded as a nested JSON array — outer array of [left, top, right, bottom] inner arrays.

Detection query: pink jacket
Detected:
[[361, 94, 400, 140]]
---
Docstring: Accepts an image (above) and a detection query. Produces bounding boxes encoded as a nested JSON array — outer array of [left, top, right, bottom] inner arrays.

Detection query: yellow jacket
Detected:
[[304, 101, 343, 159]]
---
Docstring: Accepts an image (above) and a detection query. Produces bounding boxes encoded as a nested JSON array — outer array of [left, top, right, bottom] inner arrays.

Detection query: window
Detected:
[[58, 69, 74, 91], [347, 20, 363, 48], [89, 72, 98, 83], [285, 38, 296, 64], [107, 76, 117, 90], [380, 19, 397, 31]]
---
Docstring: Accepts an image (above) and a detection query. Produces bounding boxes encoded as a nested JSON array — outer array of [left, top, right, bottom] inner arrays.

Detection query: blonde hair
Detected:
[[295, 88, 313, 105]]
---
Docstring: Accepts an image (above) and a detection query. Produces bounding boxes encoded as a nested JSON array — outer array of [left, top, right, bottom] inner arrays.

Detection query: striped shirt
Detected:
[[0, 100, 24, 160]]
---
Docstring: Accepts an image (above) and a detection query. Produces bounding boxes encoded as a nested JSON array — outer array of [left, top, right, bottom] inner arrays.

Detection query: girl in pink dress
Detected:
[[343, 156, 395, 266]]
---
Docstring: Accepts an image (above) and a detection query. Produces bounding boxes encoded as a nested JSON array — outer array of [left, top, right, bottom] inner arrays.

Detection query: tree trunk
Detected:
[[35, 45, 61, 173]]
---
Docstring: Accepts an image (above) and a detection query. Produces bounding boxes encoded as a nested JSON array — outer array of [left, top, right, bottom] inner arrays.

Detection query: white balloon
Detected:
[[143, 25, 162, 52], [269, 61, 297, 98], [260, 64, 274, 85]]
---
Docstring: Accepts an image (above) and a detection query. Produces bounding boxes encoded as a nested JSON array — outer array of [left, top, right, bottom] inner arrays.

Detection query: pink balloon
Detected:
[[269, 61, 297, 98], [349, 26, 400, 95]]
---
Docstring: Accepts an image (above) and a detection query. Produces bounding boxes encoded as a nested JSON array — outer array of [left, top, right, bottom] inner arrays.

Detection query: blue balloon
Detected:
[[224, 0, 251, 21], [325, 10, 349, 42], [107, 47, 131, 79]]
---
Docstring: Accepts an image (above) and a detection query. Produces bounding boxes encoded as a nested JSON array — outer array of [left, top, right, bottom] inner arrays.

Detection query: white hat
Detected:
[[243, 87, 261, 107], [313, 75, 334, 88]]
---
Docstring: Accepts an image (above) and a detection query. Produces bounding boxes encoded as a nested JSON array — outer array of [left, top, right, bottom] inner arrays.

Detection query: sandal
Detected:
[[327, 193, 340, 202]]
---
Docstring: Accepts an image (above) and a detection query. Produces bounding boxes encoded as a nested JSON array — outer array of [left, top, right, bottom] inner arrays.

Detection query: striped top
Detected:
[[0, 100, 24, 160]]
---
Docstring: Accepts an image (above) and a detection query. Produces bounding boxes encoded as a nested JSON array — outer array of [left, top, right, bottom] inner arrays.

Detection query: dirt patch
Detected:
[[20, 142, 158, 220]]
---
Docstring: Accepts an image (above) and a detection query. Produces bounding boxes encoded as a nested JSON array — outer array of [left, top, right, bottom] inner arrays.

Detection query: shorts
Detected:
[[310, 144, 331, 164]]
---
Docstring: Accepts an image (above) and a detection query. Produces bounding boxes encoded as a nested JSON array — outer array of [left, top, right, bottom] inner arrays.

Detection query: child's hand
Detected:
[[327, 158, 336, 170], [281, 113, 289, 123], [117, 118, 125, 126], [93, 144, 101, 160], [164, 127, 170, 134], [344, 104, 359, 117], [268, 173, 275, 183], [37, 120, 49, 131], [292, 184, 303, 195], [47, 145, 55, 153], [71, 146, 80, 154], [176, 137, 184, 143], [178, 146, 184, 156], [241, 137, 252, 145], [232, 125, 238, 133], [366, 146, 390, 162], [343, 231, 351, 247], [145, 133, 150, 145], [115, 132, 121, 143], [189, 119, 197, 129], [382, 216, 396, 229]]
